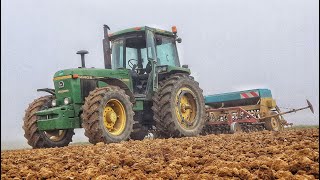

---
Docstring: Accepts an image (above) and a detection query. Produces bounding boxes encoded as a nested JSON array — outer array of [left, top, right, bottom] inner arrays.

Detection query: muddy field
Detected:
[[1, 128, 319, 179]]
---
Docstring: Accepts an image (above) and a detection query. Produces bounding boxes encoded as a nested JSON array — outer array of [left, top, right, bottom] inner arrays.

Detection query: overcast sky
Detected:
[[1, 0, 319, 148]]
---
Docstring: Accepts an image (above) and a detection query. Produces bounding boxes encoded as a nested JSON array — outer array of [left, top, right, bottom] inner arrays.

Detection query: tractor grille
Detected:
[[80, 79, 97, 100]]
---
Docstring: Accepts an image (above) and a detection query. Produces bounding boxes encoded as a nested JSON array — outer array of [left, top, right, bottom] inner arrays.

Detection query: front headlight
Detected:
[[51, 99, 57, 107], [64, 97, 71, 105]]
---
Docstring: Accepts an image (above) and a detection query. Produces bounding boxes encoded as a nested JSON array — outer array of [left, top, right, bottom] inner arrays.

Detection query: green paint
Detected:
[[37, 117, 80, 130], [97, 81, 108, 87], [36, 105, 81, 130], [35, 26, 188, 131], [53, 68, 132, 104], [133, 100, 144, 111], [166, 65, 191, 74], [53, 68, 130, 78]]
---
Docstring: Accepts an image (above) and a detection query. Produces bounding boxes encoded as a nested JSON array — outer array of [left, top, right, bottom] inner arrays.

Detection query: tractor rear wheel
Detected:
[[264, 112, 282, 131], [22, 95, 74, 148], [81, 86, 134, 144], [152, 74, 206, 138]]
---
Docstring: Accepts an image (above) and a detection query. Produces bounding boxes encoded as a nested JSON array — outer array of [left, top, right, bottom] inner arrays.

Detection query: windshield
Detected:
[[111, 32, 180, 70], [156, 35, 180, 66], [111, 36, 149, 70]]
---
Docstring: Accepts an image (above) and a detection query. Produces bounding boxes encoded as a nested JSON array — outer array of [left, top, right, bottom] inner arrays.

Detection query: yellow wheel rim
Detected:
[[44, 130, 66, 142], [103, 99, 126, 136], [175, 87, 197, 129], [270, 117, 279, 129]]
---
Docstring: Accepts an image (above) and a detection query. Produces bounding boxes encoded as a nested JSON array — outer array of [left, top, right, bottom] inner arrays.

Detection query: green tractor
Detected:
[[23, 25, 206, 148]]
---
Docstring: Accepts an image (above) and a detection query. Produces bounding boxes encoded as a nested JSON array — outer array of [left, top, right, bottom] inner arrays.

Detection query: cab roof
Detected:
[[109, 26, 174, 39]]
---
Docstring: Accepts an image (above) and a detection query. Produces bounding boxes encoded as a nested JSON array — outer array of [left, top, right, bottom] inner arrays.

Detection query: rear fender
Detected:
[[37, 88, 55, 95]]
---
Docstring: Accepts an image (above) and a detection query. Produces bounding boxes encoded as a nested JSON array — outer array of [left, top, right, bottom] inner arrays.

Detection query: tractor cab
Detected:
[[106, 26, 185, 96], [23, 25, 206, 149]]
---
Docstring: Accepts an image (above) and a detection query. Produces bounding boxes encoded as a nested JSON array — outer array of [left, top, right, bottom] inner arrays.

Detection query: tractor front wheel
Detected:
[[81, 86, 134, 144], [152, 74, 206, 138], [22, 95, 74, 148]]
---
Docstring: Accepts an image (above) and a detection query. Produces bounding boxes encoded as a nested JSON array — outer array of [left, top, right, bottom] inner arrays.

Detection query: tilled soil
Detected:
[[1, 128, 319, 180]]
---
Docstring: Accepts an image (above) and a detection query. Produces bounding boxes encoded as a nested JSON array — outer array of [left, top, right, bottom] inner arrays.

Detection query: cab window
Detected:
[[156, 35, 180, 66]]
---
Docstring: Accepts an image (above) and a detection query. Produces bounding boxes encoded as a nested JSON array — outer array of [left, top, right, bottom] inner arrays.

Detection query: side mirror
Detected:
[[182, 64, 188, 68], [176, 38, 182, 43]]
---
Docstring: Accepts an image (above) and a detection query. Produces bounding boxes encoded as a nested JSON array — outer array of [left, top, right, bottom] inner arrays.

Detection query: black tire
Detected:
[[264, 112, 282, 131], [279, 119, 286, 131], [152, 74, 206, 138], [81, 86, 134, 144], [130, 123, 148, 140], [22, 95, 74, 148], [130, 132, 147, 140]]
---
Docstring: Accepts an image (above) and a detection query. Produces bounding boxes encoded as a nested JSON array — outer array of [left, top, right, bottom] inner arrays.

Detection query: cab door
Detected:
[[145, 28, 158, 100]]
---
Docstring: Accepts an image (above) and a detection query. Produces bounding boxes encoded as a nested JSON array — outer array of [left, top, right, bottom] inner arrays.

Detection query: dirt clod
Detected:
[[1, 128, 318, 179]]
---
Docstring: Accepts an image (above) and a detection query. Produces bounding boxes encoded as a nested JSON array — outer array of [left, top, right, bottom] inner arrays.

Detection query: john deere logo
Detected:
[[58, 81, 64, 88]]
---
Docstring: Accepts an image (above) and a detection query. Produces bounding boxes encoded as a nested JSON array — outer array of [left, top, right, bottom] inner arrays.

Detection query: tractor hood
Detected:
[[52, 68, 132, 105], [53, 68, 130, 80]]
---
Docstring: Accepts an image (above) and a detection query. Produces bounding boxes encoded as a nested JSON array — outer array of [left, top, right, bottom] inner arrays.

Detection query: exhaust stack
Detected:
[[76, 50, 89, 68], [103, 25, 112, 69]]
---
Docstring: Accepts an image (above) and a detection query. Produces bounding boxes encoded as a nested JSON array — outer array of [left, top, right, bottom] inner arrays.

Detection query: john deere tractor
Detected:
[[23, 25, 206, 148]]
